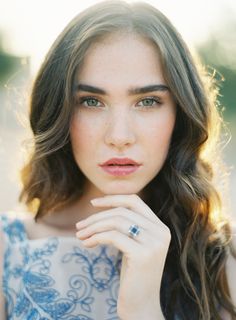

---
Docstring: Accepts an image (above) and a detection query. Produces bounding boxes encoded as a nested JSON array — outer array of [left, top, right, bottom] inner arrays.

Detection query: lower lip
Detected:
[[100, 165, 140, 176]]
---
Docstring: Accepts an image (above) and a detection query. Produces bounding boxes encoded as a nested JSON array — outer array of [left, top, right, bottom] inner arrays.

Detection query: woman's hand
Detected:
[[75, 194, 170, 320]]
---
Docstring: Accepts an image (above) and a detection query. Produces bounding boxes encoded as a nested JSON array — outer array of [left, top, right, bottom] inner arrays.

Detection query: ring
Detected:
[[128, 224, 141, 238]]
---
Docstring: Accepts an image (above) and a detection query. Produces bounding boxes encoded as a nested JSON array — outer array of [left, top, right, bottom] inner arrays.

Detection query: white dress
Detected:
[[0, 213, 122, 320]]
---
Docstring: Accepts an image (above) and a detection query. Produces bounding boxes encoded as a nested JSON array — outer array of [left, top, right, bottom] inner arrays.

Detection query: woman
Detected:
[[0, 1, 235, 319]]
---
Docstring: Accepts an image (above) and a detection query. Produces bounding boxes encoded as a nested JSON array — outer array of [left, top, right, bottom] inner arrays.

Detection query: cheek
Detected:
[[70, 114, 97, 152], [147, 113, 175, 142], [70, 111, 109, 148], [145, 113, 175, 160]]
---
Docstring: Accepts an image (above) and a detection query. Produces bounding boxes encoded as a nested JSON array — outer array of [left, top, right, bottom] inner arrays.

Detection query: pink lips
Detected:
[[99, 158, 141, 176]]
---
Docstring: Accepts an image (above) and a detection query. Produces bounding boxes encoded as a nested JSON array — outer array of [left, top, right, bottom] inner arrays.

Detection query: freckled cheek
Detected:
[[145, 116, 175, 150], [70, 116, 104, 151]]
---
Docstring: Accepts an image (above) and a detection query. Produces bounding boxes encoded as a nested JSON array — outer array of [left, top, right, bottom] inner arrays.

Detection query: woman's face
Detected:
[[70, 33, 176, 198]]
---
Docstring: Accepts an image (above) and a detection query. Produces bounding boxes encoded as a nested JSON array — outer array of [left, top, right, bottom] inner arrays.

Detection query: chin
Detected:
[[97, 181, 145, 196]]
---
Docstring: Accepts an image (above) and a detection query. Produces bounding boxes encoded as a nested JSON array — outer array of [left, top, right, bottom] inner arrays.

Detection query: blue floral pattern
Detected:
[[0, 214, 122, 320]]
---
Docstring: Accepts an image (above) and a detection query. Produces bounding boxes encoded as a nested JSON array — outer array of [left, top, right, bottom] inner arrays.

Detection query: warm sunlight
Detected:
[[0, 0, 235, 73], [0, 0, 235, 216]]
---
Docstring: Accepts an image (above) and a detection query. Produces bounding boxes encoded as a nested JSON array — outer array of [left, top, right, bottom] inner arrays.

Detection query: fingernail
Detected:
[[76, 220, 86, 228], [90, 198, 100, 205], [76, 230, 86, 238]]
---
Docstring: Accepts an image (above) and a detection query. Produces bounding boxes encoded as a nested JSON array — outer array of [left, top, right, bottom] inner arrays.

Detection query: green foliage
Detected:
[[0, 52, 20, 84], [0, 31, 23, 85], [215, 66, 236, 117], [197, 21, 236, 121]]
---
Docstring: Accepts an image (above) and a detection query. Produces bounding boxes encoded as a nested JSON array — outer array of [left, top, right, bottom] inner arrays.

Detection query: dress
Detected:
[[0, 213, 122, 320]]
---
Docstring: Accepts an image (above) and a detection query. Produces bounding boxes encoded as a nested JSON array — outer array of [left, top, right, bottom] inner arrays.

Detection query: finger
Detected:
[[91, 194, 159, 223], [76, 215, 152, 244], [80, 229, 141, 255], [76, 207, 157, 235]]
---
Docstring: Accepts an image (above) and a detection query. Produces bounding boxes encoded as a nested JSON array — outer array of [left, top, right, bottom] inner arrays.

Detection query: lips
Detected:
[[100, 158, 140, 166], [99, 158, 141, 176]]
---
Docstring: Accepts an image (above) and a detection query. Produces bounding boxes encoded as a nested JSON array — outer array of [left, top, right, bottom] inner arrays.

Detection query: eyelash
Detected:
[[77, 96, 162, 109]]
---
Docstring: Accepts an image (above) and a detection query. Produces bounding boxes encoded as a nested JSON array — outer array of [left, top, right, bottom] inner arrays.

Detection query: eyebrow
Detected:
[[75, 83, 169, 95]]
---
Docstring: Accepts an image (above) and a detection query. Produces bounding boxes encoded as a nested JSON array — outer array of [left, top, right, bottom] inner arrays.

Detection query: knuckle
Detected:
[[159, 223, 171, 240], [163, 226, 171, 241], [131, 194, 139, 201]]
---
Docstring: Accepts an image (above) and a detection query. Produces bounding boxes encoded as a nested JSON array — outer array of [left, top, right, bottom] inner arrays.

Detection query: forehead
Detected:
[[76, 33, 165, 86]]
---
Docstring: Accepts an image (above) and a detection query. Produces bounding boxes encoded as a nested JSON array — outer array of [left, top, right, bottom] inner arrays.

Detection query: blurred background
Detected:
[[0, 0, 235, 217]]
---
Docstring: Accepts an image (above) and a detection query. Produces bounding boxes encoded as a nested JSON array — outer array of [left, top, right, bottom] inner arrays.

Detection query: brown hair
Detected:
[[19, 1, 236, 318]]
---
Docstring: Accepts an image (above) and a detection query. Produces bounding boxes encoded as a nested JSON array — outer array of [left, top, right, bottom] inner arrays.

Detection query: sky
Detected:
[[0, 0, 236, 73]]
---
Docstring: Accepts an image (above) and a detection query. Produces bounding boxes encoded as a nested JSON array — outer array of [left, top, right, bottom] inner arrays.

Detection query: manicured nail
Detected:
[[90, 198, 100, 205], [76, 230, 87, 238], [76, 220, 86, 228]]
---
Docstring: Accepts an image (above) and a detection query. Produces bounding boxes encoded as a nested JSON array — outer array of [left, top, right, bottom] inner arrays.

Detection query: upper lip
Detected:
[[100, 158, 141, 166]]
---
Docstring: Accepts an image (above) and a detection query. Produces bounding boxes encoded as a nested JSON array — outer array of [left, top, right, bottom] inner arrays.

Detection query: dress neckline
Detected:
[[2, 213, 120, 253]]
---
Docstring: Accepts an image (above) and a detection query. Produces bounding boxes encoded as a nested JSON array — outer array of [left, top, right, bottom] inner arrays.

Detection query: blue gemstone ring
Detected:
[[128, 224, 141, 238]]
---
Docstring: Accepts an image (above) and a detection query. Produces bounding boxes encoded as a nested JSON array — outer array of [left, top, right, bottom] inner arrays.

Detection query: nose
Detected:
[[104, 109, 136, 150]]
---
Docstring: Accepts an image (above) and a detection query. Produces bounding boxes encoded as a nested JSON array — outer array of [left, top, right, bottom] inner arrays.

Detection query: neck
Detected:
[[38, 182, 147, 231], [38, 185, 106, 230]]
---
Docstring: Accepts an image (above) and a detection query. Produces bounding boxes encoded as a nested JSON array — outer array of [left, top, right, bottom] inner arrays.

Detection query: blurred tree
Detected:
[[197, 16, 236, 218], [0, 32, 23, 85], [198, 42, 236, 119], [197, 15, 236, 120]]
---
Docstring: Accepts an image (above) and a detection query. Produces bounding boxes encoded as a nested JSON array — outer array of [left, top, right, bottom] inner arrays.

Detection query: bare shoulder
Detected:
[[226, 221, 236, 304], [17, 212, 45, 240], [0, 211, 37, 240]]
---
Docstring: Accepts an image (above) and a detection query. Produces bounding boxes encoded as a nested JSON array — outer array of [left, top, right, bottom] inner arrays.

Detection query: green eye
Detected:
[[79, 97, 101, 107], [85, 98, 99, 106], [137, 97, 161, 108], [78, 96, 162, 109], [142, 98, 155, 106]]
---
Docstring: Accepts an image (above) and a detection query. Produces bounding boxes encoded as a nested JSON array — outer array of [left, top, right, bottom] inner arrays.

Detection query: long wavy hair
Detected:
[[19, 1, 236, 318]]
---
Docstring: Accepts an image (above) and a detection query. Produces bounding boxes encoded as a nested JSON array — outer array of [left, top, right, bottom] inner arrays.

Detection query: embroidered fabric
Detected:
[[0, 214, 122, 320]]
